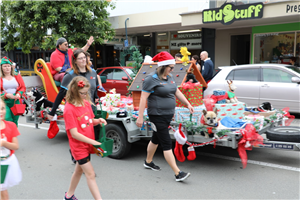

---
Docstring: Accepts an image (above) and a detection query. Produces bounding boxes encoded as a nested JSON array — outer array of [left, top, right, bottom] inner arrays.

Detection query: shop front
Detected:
[[180, 0, 300, 67], [252, 22, 300, 65]]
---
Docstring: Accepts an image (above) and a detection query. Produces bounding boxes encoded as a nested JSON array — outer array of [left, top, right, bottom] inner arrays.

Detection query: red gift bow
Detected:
[[181, 82, 201, 90], [237, 124, 264, 168], [203, 94, 229, 111]]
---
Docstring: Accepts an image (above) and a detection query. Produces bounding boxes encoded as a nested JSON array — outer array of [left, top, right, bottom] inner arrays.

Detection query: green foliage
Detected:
[[127, 62, 133, 67], [126, 45, 143, 95], [1, 0, 116, 54]]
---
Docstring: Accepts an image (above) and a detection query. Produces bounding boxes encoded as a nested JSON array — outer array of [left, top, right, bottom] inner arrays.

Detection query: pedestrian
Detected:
[[63, 76, 107, 200], [191, 55, 201, 72], [175, 53, 183, 62], [50, 36, 94, 82], [289, 57, 299, 67], [200, 51, 214, 83], [136, 51, 194, 182], [0, 99, 22, 200], [86, 52, 106, 92], [0, 57, 26, 126]]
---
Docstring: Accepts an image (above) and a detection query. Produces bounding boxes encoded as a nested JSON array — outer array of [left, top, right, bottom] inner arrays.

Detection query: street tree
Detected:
[[1, 0, 116, 54]]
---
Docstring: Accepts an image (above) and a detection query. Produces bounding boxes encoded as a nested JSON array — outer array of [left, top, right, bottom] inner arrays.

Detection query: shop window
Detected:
[[254, 32, 295, 64], [228, 68, 259, 81], [263, 68, 293, 83]]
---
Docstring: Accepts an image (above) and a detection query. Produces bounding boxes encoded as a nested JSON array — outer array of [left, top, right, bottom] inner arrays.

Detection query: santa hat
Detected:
[[174, 123, 187, 162], [152, 51, 175, 67]]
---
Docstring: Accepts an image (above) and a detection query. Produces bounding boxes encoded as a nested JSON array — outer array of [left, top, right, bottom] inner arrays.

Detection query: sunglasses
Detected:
[[169, 66, 174, 70]]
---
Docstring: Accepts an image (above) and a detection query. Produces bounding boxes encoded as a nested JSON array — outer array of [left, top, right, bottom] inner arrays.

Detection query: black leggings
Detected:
[[148, 114, 173, 151]]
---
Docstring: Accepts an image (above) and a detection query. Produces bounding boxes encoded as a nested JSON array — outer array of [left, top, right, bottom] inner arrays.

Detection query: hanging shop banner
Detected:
[[170, 39, 201, 50], [202, 2, 264, 25]]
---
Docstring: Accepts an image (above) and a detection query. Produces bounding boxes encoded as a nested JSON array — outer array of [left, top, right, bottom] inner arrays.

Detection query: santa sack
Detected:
[[11, 99, 25, 116]]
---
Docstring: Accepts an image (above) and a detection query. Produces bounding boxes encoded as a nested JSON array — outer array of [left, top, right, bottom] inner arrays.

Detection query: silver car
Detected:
[[205, 64, 300, 114]]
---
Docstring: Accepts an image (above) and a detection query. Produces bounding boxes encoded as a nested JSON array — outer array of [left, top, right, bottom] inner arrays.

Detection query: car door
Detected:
[[112, 68, 130, 95], [228, 68, 260, 107], [100, 68, 114, 92], [260, 67, 300, 112]]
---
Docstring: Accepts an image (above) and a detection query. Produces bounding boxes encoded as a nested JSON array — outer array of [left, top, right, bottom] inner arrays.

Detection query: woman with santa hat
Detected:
[[136, 51, 194, 182]]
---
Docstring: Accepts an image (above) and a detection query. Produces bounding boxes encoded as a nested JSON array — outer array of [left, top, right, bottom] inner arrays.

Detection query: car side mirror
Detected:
[[122, 76, 128, 81], [291, 77, 300, 84]]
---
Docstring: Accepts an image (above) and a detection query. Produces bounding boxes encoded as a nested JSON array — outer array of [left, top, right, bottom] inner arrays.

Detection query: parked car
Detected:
[[205, 64, 300, 114], [97, 66, 133, 95]]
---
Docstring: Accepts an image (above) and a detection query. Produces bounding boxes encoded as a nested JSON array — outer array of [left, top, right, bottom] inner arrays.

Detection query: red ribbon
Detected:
[[237, 124, 264, 168]]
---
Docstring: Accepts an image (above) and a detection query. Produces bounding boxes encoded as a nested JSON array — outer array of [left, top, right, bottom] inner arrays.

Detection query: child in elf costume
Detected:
[[0, 99, 22, 200], [63, 76, 106, 200]]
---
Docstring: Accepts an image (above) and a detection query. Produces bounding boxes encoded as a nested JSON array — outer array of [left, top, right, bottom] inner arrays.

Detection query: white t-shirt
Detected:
[[3, 77, 18, 94]]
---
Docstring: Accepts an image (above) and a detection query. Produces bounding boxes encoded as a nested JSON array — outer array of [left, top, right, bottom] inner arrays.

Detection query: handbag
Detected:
[[93, 124, 114, 158], [11, 99, 26, 116], [94, 101, 109, 119]]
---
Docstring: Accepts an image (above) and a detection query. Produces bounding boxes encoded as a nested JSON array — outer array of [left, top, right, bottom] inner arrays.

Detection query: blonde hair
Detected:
[[65, 76, 93, 106], [0, 63, 14, 77], [71, 49, 92, 75], [156, 65, 172, 80]]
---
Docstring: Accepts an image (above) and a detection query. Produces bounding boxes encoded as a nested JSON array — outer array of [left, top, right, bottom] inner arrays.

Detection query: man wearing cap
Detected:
[[50, 36, 94, 82]]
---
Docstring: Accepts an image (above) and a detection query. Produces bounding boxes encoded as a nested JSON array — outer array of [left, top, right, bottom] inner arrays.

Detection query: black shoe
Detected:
[[175, 171, 190, 182], [143, 160, 161, 171]]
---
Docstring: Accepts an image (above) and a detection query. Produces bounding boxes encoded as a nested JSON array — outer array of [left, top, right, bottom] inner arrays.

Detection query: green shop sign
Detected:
[[203, 3, 264, 25]]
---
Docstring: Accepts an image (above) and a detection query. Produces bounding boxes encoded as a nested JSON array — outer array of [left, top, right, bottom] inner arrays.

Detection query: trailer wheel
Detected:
[[105, 124, 131, 159], [266, 126, 300, 142]]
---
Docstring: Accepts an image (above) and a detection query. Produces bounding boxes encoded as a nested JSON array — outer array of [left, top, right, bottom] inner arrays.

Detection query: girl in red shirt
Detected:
[[63, 76, 106, 200], [0, 99, 22, 200]]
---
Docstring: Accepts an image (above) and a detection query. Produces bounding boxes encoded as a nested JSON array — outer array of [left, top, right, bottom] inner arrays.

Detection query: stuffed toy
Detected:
[[225, 80, 238, 103], [180, 47, 191, 63], [185, 69, 199, 83]]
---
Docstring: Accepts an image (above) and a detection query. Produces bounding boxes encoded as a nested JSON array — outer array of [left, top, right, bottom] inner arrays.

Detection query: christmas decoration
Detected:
[[174, 123, 187, 162]]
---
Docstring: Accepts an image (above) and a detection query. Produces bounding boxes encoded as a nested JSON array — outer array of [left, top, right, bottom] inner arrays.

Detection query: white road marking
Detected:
[[199, 152, 300, 172], [19, 123, 300, 172]]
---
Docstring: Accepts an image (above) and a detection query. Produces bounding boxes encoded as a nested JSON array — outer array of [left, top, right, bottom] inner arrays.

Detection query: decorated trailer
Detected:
[[22, 59, 300, 167]]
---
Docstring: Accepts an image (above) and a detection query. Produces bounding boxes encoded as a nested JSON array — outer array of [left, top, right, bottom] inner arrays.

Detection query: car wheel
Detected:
[[105, 124, 131, 159], [266, 126, 300, 143]]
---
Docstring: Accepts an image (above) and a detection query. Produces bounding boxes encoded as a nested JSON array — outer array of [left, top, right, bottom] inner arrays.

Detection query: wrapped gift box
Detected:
[[105, 94, 121, 107], [174, 105, 206, 126], [176, 85, 203, 107], [214, 102, 246, 121], [244, 115, 265, 130]]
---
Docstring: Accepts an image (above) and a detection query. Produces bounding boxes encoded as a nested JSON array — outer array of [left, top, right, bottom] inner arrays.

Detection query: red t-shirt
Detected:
[[0, 121, 21, 156], [50, 48, 73, 75], [64, 100, 95, 160]]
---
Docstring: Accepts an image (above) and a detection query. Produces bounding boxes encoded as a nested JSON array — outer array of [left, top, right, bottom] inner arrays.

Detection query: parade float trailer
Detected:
[[22, 59, 300, 166]]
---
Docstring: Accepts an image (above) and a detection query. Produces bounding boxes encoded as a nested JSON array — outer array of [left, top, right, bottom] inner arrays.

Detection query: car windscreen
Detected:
[[285, 65, 300, 74], [125, 68, 133, 75]]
